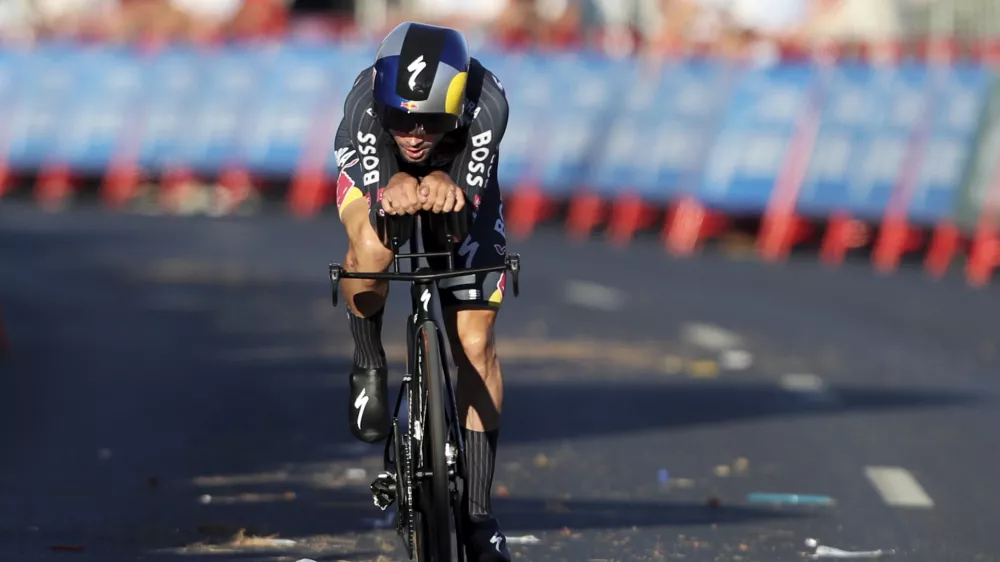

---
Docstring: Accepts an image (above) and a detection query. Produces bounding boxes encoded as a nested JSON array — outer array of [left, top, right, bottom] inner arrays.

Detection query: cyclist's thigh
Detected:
[[430, 177, 508, 310]]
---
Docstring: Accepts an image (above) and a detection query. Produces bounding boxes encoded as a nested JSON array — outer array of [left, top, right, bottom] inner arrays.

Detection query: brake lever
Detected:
[[329, 264, 342, 308], [507, 254, 520, 298]]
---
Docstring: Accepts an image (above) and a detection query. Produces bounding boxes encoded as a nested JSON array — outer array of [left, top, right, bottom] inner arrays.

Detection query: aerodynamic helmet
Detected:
[[372, 22, 471, 135]]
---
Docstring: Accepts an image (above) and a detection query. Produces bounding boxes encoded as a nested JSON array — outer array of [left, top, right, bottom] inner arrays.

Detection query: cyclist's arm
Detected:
[[451, 71, 509, 216], [335, 67, 395, 218]]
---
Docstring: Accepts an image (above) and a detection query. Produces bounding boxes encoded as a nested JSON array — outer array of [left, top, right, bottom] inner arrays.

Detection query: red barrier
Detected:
[[566, 190, 605, 241], [607, 192, 659, 247], [757, 61, 826, 261], [965, 148, 1000, 286], [663, 195, 728, 256], [158, 166, 194, 214], [821, 212, 872, 266], [288, 167, 329, 218], [101, 162, 142, 210], [925, 220, 962, 278], [507, 182, 553, 240], [35, 164, 74, 211]]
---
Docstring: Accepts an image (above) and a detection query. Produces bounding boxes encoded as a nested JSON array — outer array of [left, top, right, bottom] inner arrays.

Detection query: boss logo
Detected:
[[356, 131, 380, 186]]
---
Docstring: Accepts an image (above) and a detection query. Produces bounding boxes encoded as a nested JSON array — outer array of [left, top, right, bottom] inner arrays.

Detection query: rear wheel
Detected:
[[415, 322, 453, 561]]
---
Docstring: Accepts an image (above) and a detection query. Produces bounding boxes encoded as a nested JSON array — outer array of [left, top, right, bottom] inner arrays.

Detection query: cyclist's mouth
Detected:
[[402, 145, 428, 160]]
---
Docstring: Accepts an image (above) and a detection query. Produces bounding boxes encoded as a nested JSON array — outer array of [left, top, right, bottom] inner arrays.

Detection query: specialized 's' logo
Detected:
[[354, 389, 369, 430], [489, 532, 505, 553], [458, 235, 479, 268], [407, 55, 427, 91], [421, 289, 431, 312]]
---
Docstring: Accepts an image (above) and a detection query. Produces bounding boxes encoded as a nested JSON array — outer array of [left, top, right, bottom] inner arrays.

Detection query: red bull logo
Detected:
[[400, 101, 418, 111]]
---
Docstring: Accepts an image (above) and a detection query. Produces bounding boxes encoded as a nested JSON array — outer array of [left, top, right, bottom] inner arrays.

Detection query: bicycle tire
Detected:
[[416, 321, 454, 561]]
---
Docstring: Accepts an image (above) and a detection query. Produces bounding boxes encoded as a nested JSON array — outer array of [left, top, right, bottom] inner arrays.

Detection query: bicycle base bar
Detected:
[[328, 253, 520, 308]]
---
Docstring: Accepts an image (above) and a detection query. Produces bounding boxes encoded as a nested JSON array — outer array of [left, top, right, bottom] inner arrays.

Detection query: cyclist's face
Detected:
[[392, 129, 444, 163]]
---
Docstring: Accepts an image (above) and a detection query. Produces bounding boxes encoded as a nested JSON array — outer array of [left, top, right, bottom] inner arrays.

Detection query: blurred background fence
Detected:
[[1, 0, 1000, 285]]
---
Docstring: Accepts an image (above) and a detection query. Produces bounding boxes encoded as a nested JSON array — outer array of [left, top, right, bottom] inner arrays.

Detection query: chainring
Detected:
[[404, 430, 417, 556]]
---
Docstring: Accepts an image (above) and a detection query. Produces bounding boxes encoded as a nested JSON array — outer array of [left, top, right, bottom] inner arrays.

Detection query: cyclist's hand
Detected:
[[381, 173, 421, 215], [419, 171, 466, 214]]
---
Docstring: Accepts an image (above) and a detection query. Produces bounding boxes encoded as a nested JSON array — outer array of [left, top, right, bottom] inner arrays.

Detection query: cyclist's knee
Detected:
[[343, 206, 394, 274], [452, 309, 498, 369], [347, 233, 393, 273]]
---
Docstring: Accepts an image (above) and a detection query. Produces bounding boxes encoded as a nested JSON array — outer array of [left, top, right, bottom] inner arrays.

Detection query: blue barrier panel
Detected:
[[696, 62, 816, 213], [178, 48, 261, 172], [537, 53, 621, 193], [7, 44, 80, 169], [591, 59, 736, 201], [799, 62, 929, 220], [908, 64, 992, 224], [53, 48, 143, 171], [0, 41, 992, 227], [138, 47, 204, 171], [244, 45, 339, 174]]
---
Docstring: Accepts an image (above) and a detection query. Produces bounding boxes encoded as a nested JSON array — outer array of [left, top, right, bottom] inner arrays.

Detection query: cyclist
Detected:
[[332, 21, 511, 562]]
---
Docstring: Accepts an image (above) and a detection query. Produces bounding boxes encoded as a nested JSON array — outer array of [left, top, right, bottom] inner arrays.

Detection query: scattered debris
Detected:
[[657, 469, 670, 485], [687, 359, 720, 378], [733, 457, 750, 474], [198, 491, 297, 505], [747, 493, 835, 506], [713, 465, 731, 477], [345, 468, 367, 481], [506, 535, 541, 545], [533, 454, 549, 468], [808, 542, 895, 559], [227, 528, 295, 548], [720, 349, 753, 370], [497, 484, 510, 497], [669, 477, 695, 489]]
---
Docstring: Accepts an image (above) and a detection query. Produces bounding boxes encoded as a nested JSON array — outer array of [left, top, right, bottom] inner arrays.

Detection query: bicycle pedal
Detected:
[[370, 471, 396, 510]]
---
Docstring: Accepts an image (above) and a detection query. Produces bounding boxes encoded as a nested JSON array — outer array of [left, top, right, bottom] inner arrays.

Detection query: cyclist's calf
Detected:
[[446, 309, 503, 431]]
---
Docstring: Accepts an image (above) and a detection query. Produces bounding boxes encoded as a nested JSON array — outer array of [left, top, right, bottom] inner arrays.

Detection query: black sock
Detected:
[[348, 307, 386, 370], [463, 428, 499, 516]]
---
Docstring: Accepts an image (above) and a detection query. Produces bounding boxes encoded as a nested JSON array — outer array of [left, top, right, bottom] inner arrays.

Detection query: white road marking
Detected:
[[563, 280, 625, 311], [865, 466, 934, 508], [681, 323, 743, 351]]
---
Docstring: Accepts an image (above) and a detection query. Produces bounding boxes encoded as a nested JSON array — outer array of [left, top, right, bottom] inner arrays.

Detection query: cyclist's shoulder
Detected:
[[342, 65, 380, 135], [463, 58, 508, 130], [467, 58, 507, 104]]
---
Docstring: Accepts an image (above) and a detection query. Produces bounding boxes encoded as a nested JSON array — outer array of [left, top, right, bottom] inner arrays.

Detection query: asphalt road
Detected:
[[1, 201, 999, 562]]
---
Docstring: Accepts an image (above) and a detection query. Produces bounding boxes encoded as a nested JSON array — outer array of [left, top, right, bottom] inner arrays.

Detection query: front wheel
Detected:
[[414, 322, 454, 561]]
